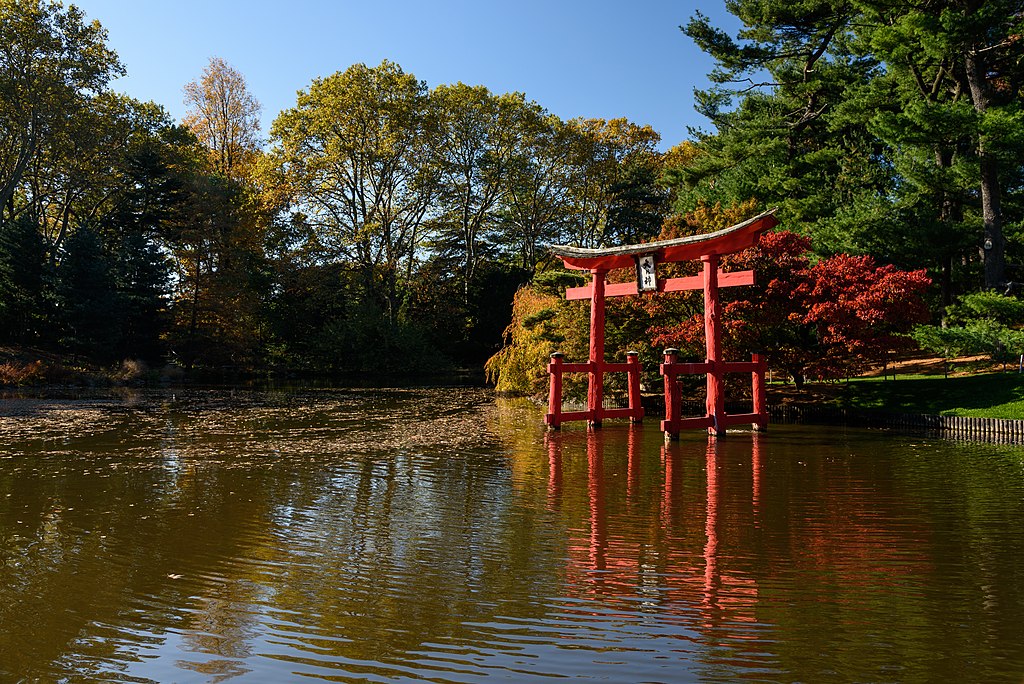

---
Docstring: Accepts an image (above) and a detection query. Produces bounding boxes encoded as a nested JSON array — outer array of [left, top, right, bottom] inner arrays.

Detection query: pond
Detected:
[[0, 387, 1022, 682]]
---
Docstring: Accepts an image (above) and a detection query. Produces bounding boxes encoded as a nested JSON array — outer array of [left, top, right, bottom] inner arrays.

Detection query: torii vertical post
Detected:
[[587, 269, 607, 428], [703, 255, 725, 436]]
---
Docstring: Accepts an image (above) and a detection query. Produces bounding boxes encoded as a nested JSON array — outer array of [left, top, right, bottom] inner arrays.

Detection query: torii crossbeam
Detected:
[[545, 208, 780, 439]]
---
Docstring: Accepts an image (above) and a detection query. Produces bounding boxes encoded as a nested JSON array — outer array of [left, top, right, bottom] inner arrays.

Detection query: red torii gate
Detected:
[[545, 208, 780, 439]]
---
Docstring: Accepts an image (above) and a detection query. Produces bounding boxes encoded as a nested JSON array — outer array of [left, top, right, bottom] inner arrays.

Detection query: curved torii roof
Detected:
[[550, 208, 780, 271]]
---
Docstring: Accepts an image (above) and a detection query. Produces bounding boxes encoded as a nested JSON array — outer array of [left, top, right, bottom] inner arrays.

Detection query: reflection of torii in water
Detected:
[[546, 427, 763, 625], [545, 209, 779, 439], [666, 434, 763, 622]]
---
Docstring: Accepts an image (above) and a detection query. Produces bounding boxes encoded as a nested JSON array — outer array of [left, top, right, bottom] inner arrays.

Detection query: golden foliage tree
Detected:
[[183, 57, 262, 179]]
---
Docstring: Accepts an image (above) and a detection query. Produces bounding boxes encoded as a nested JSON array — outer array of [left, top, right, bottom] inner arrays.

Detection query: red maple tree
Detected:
[[649, 230, 932, 387]]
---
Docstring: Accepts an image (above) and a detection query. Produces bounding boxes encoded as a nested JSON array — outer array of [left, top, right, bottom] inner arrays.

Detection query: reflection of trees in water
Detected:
[[0, 432, 282, 679], [2, 388, 553, 679], [261, 447, 572, 677], [532, 423, 1024, 681], [1, 391, 1023, 680]]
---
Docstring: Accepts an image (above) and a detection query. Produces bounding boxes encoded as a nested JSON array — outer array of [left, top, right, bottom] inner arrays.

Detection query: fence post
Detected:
[[661, 348, 680, 441], [626, 351, 643, 424], [752, 352, 767, 431], [545, 352, 564, 430]]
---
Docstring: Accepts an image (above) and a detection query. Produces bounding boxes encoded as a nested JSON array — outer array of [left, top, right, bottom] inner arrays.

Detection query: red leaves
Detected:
[[801, 254, 930, 340], [650, 313, 704, 351], [753, 230, 812, 267], [734, 233, 931, 380], [648, 230, 932, 381]]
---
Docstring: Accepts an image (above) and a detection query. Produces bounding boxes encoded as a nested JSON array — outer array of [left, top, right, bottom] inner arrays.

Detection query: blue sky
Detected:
[[70, 1, 741, 150]]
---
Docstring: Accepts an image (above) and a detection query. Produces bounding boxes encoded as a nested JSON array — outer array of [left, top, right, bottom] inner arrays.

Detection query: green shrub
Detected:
[[913, 292, 1024, 368]]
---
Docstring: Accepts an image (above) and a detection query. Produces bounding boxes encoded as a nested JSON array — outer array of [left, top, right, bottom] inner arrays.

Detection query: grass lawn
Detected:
[[778, 371, 1024, 420]]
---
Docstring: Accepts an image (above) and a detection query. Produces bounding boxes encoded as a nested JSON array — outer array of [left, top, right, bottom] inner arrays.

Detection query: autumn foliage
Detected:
[[488, 203, 932, 394], [650, 229, 932, 387], [485, 282, 589, 396]]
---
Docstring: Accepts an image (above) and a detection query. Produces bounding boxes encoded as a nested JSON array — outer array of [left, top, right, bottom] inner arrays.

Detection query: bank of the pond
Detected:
[[771, 373, 1024, 443], [824, 372, 1024, 419], [767, 404, 1024, 444], [0, 347, 489, 390], [632, 371, 1024, 444]]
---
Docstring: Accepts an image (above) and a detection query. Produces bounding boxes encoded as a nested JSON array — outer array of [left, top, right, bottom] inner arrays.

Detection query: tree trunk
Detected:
[[934, 147, 959, 316], [0, 127, 37, 218], [386, 266, 397, 327], [977, 149, 1004, 289], [940, 255, 953, 326], [186, 257, 202, 371], [964, 50, 1005, 289]]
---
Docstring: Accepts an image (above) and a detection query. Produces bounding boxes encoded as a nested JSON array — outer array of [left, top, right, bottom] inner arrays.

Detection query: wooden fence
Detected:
[[768, 404, 1024, 444], [635, 396, 1024, 445]]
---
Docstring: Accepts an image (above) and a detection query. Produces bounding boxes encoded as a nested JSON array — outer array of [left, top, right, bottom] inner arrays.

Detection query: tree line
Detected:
[[1, 0, 1021, 384], [677, 0, 1023, 301], [0, 1, 670, 375], [488, 0, 1024, 392]]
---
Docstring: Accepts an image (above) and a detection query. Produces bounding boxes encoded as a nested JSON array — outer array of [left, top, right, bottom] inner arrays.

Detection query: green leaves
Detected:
[[948, 291, 1024, 326], [914, 292, 1024, 365], [271, 60, 435, 315], [0, 0, 123, 213], [679, 0, 1024, 294]]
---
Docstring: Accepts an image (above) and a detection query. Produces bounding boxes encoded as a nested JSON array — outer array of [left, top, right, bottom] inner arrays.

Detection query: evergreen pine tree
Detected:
[[0, 215, 49, 344], [111, 231, 170, 363], [56, 225, 120, 360]]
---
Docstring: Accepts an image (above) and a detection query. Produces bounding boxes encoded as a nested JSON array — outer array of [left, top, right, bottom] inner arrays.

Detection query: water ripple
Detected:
[[1, 391, 1023, 682]]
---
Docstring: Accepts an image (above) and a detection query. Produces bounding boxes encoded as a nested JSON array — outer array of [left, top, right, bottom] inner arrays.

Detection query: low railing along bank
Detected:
[[767, 403, 1024, 444], [626, 395, 1024, 445]]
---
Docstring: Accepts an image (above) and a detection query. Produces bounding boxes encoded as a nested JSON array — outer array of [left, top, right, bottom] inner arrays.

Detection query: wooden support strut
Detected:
[[752, 353, 768, 431], [660, 348, 769, 439], [564, 270, 755, 301], [661, 348, 682, 440], [626, 351, 643, 424], [545, 352, 645, 428], [546, 352, 564, 430]]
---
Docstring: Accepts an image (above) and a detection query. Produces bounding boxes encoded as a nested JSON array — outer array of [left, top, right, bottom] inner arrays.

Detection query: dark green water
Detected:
[[0, 388, 1022, 682]]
